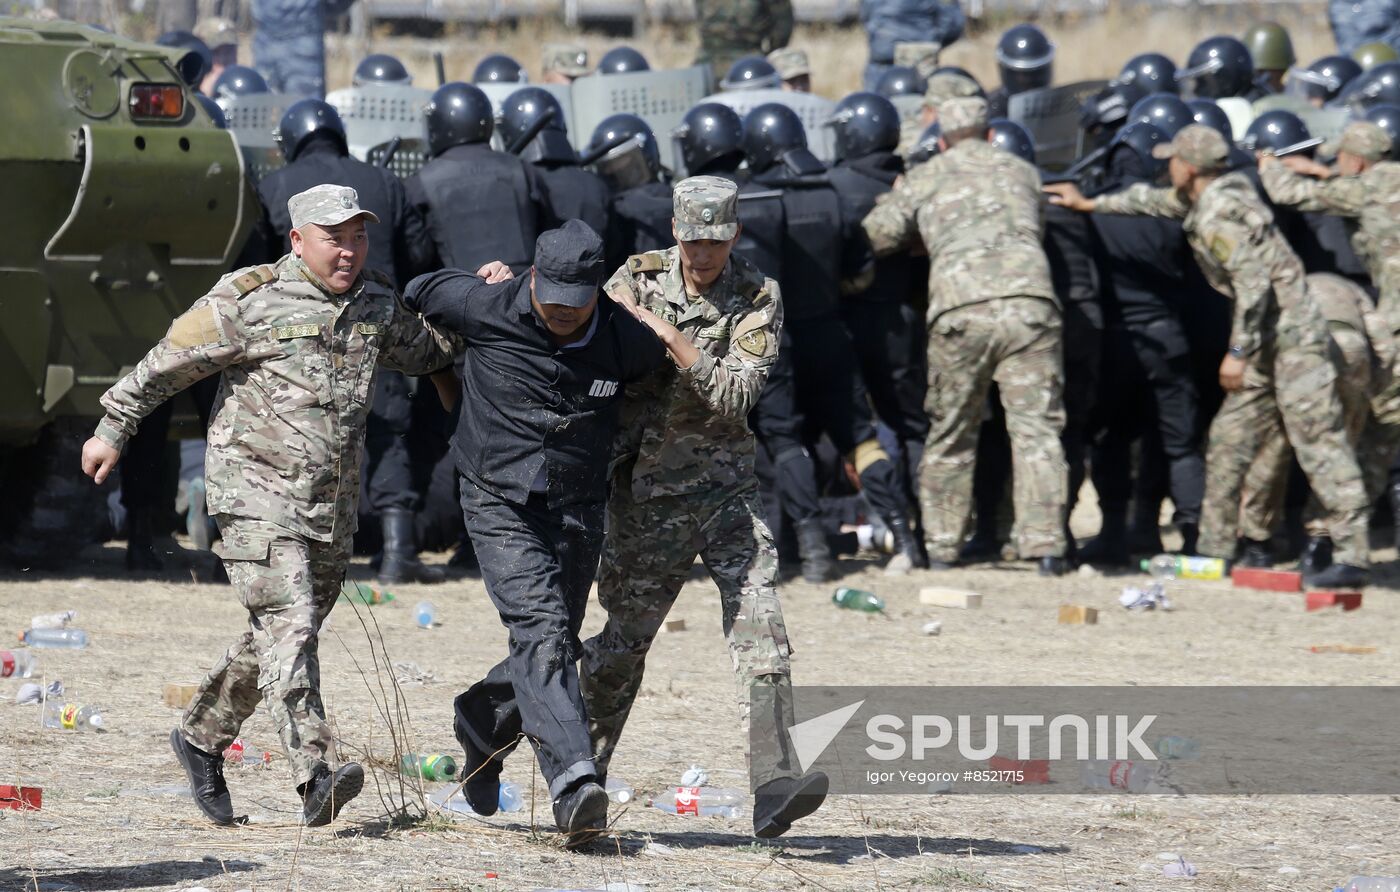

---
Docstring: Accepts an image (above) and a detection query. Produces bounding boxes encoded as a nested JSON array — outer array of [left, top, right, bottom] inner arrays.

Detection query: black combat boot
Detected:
[[1078, 503, 1129, 565], [1177, 522, 1199, 556], [300, 762, 364, 827], [169, 729, 234, 825], [378, 508, 446, 585], [1298, 536, 1333, 576], [753, 772, 829, 839], [126, 509, 164, 572], [1237, 538, 1274, 568], [793, 518, 834, 583], [453, 693, 502, 815], [552, 779, 608, 848], [885, 517, 928, 575], [1304, 562, 1369, 590], [1125, 497, 1164, 555]]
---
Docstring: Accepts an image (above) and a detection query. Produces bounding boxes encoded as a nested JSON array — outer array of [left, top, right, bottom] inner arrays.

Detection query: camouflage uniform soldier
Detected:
[[864, 97, 1071, 574], [542, 43, 590, 84], [898, 70, 982, 162], [81, 186, 456, 826], [1048, 125, 1373, 588], [580, 176, 828, 840], [1237, 273, 1394, 571], [767, 46, 811, 91], [694, 0, 794, 80]]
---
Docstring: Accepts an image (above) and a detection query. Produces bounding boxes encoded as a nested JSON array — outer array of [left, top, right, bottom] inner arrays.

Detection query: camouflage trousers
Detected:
[[580, 482, 797, 789], [1239, 329, 1373, 543], [182, 517, 349, 786], [920, 298, 1068, 563], [1198, 343, 1371, 568]]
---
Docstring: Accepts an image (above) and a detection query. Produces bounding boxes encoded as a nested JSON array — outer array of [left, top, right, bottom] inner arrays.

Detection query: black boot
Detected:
[[1177, 522, 1199, 556], [1299, 536, 1333, 576], [378, 508, 445, 585], [1304, 562, 1369, 590], [754, 772, 829, 839], [169, 729, 234, 825], [126, 510, 164, 572], [552, 779, 608, 848], [1078, 503, 1129, 565], [1237, 538, 1274, 568], [300, 762, 364, 827], [452, 693, 502, 815], [1126, 498, 1164, 555], [793, 519, 834, 583], [885, 517, 928, 575]]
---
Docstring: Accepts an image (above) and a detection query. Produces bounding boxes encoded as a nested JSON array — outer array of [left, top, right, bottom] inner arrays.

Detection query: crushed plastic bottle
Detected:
[[1141, 554, 1228, 580], [605, 778, 634, 804], [1163, 856, 1198, 878], [413, 601, 436, 629], [42, 702, 104, 732], [1, 649, 36, 678], [1154, 736, 1201, 760], [20, 628, 89, 649], [831, 587, 885, 613], [16, 680, 62, 705], [428, 780, 524, 815], [679, 764, 709, 787], [29, 611, 76, 630], [222, 738, 271, 769], [1339, 879, 1400, 892], [1080, 759, 1165, 793], [339, 582, 395, 605], [648, 786, 742, 818], [1119, 582, 1172, 611], [400, 752, 458, 782]]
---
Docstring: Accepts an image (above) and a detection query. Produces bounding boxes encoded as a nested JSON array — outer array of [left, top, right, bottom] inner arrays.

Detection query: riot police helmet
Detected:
[[721, 55, 782, 91], [499, 86, 576, 164], [354, 53, 413, 86], [1129, 92, 1193, 137], [587, 113, 661, 190], [473, 53, 528, 84], [1354, 42, 1400, 71], [874, 65, 925, 98], [425, 82, 494, 156], [742, 102, 809, 172], [1081, 80, 1148, 133], [996, 23, 1055, 96], [1365, 104, 1400, 158], [1118, 52, 1178, 94], [1108, 120, 1169, 174], [597, 46, 650, 74], [1180, 36, 1255, 99], [276, 99, 348, 161], [1242, 21, 1296, 73], [1339, 62, 1400, 111], [1186, 98, 1234, 141], [674, 102, 745, 174], [211, 65, 269, 100], [195, 93, 228, 129], [1243, 109, 1314, 154], [987, 118, 1036, 164], [1289, 54, 1363, 105], [829, 91, 901, 160]]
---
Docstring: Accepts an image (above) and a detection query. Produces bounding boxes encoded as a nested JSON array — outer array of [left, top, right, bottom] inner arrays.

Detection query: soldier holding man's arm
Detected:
[[81, 185, 458, 828]]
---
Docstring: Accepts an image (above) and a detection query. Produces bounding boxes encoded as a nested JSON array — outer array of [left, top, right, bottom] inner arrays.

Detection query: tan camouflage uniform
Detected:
[[580, 177, 798, 787], [94, 187, 454, 785], [1238, 273, 1394, 543], [863, 97, 1068, 564], [1094, 126, 1370, 568], [897, 70, 981, 161], [694, 0, 794, 79], [542, 43, 590, 79]]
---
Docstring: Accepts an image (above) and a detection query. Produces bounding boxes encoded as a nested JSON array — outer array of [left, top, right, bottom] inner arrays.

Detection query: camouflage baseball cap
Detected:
[[673, 175, 739, 241], [542, 43, 590, 78], [922, 71, 982, 110], [194, 16, 237, 48], [1324, 120, 1393, 162], [939, 96, 988, 134], [288, 185, 380, 231], [1151, 123, 1230, 171], [767, 47, 810, 80]]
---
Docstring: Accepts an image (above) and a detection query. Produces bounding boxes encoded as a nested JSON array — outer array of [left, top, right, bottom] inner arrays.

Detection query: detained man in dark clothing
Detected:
[[402, 221, 667, 847]]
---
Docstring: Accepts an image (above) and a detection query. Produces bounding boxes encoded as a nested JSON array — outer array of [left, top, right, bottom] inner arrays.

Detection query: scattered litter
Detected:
[[0, 785, 42, 810], [1278, 866, 1300, 874], [19, 628, 89, 649], [1163, 856, 1198, 878], [918, 587, 981, 609], [1306, 592, 1363, 612], [1077, 563, 1101, 578], [832, 587, 885, 612], [30, 611, 76, 630], [641, 842, 676, 857], [393, 662, 437, 686], [679, 765, 709, 787], [17, 680, 63, 705], [1310, 644, 1377, 654], [664, 619, 686, 633], [414, 601, 437, 629], [920, 620, 943, 636], [1057, 604, 1098, 625], [1119, 583, 1172, 611]]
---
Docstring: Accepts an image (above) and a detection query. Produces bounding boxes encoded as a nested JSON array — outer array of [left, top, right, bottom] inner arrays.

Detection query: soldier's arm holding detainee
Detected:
[[860, 170, 928, 256], [377, 285, 461, 376], [1259, 155, 1368, 217], [81, 283, 249, 483], [1073, 182, 1192, 219], [399, 262, 516, 340]]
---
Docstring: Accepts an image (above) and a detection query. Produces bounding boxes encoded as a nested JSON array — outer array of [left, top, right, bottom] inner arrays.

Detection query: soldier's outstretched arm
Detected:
[[1086, 182, 1190, 219], [1259, 161, 1367, 216], [401, 269, 489, 339], [85, 288, 248, 479], [379, 294, 461, 376], [861, 176, 923, 256]]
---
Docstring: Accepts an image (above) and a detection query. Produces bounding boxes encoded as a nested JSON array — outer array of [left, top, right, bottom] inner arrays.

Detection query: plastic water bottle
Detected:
[[1, 649, 36, 678], [400, 752, 458, 782], [1339, 879, 1400, 892], [428, 780, 524, 815], [30, 610, 76, 630], [20, 628, 89, 649], [605, 778, 634, 804], [43, 702, 104, 731], [1080, 760, 1164, 793], [832, 587, 885, 613], [1141, 554, 1228, 580], [498, 781, 524, 812], [648, 786, 742, 818], [1154, 736, 1201, 760], [413, 601, 436, 629], [222, 738, 271, 769], [340, 582, 394, 605]]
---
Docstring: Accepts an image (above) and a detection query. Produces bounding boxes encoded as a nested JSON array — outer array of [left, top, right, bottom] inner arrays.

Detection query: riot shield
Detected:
[[366, 137, 430, 178], [1299, 106, 1352, 145], [572, 66, 713, 171], [703, 88, 838, 163], [218, 92, 289, 181], [326, 83, 434, 166], [1216, 97, 1256, 141], [1007, 79, 1109, 172]]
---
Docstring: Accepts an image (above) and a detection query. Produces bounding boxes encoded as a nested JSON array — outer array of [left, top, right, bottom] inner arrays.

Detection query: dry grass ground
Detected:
[[2, 492, 1398, 891]]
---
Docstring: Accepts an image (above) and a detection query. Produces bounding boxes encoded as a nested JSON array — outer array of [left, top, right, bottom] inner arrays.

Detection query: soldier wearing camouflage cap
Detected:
[[767, 46, 811, 91], [1260, 119, 1400, 552], [581, 175, 830, 840], [865, 94, 1072, 576], [898, 69, 983, 159], [542, 42, 590, 83], [1048, 125, 1373, 589], [82, 184, 458, 828]]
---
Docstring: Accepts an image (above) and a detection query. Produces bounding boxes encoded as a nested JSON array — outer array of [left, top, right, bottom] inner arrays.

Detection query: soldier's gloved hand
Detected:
[[476, 261, 515, 284], [81, 437, 121, 485]]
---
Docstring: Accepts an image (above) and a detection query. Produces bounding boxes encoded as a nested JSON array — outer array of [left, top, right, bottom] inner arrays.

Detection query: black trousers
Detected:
[[364, 370, 418, 514], [751, 331, 823, 541], [454, 476, 604, 798]]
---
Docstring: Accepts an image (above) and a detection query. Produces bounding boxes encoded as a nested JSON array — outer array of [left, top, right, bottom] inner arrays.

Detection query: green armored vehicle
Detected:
[[0, 17, 252, 564]]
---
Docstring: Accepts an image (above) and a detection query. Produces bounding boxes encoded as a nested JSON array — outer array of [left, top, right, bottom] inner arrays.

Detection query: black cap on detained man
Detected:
[[533, 219, 605, 307]]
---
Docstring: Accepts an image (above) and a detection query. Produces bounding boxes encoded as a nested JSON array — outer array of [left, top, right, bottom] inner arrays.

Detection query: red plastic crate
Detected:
[[1231, 567, 1303, 592], [1305, 591, 1363, 612]]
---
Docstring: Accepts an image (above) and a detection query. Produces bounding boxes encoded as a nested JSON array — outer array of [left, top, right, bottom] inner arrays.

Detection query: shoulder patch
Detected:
[[166, 304, 223, 349], [732, 311, 776, 359], [232, 265, 276, 296], [736, 328, 768, 357], [1209, 233, 1235, 264], [626, 252, 667, 274]]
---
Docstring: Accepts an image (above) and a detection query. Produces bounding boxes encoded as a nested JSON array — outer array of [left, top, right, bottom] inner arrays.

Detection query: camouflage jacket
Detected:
[[862, 138, 1056, 322], [1307, 272, 1396, 392], [1260, 160, 1400, 295], [605, 247, 783, 501], [95, 254, 455, 542], [694, 0, 794, 71], [1094, 173, 1328, 358]]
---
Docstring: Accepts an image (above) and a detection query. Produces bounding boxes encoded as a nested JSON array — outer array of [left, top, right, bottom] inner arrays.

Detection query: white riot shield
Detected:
[[1216, 97, 1256, 142], [218, 92, 290, 180], [1008, 79, 1109, 172], [476, 82, 577, 152], [1300, 107, 1352, 145], [326, 84, 434, 164], [703, 88, 838, 164], [572, 66, 713, 171]]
